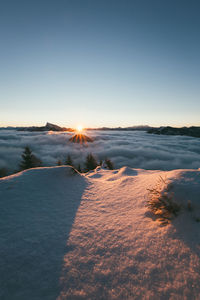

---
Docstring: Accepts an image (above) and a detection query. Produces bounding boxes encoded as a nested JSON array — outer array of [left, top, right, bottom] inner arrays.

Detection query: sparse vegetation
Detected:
[[65, 154, 73, 166], [3, 150, 114, 176], [105, 158, 114, 170], [85, 153, 98, 172], [0, 168, 8, 178], [63, 154, 114, 173], [77, 164, 82, 173], [146, 176, 180, 225], [57, 159, 62, 166], [20, 146, 42, 170]]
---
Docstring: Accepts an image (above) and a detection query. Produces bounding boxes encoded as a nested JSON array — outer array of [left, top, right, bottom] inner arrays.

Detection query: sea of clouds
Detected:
[[0, 129, 200, 173]]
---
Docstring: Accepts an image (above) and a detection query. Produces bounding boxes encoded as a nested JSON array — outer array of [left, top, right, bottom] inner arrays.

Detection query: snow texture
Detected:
[[1, 166, 200, 299]]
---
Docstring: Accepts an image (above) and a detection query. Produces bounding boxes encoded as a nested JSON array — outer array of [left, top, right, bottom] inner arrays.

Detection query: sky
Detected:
[[0, 0, 200, 128]]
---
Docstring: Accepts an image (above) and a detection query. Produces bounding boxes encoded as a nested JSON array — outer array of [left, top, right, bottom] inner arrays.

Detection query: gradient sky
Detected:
[[0, 0, 200, 128]]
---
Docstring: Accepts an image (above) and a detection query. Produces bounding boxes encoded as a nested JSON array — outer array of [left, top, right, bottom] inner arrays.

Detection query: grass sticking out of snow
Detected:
[[146, 176, 180, 225]]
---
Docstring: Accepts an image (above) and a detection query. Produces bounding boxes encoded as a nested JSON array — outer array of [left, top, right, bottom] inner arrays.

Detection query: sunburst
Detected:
[[76, 125, 83, 133]]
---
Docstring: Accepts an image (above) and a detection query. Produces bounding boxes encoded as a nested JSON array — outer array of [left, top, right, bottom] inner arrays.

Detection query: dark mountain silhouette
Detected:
[[17, 122, 73, 132], [86, 125, 153, 131], [148, 126, 200, 138]]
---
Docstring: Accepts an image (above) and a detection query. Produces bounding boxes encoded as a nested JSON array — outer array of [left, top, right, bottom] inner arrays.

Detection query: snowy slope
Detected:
[[0, 167, 88, 300], [1, 166, 200, 299]]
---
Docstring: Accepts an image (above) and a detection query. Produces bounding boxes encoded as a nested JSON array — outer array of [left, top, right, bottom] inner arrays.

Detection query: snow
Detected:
[[1, 166, 200, 299]]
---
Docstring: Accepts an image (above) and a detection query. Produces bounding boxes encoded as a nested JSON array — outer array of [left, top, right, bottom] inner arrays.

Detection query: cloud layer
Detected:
[[0, 129, 200, 173]]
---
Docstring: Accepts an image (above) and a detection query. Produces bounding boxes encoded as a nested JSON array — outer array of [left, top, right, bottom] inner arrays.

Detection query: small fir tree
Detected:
[[0, 168, 8, 178], [65, 154, 73, 166], [20, 146, 41, 170], [57, 159, 62, 166], [77, 164, 82, 173], [85, 153, 98, 172], [105, 158, 114, 170]]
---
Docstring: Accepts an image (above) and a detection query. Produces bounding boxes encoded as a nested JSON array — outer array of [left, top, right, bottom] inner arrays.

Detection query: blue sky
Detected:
[[0, 0, 200, 127]]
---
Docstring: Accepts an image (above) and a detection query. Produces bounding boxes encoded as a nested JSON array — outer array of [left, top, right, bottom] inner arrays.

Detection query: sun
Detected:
[[76, 125, 83, 133]]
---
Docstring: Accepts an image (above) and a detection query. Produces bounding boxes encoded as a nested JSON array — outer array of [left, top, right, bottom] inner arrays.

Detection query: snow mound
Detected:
[[113, 166, 138, 177], [1, 165, 82, 181], [166, 169, 200, 219], [86, 166, 139, 181]]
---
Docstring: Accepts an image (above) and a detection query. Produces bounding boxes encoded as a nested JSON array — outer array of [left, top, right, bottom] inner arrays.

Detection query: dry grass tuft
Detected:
[[146, 176, 180, 225]]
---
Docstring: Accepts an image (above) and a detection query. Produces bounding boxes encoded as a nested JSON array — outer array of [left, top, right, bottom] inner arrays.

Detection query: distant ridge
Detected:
[[86, 125, 153, 131], [148, 126, 200, 138], [1, 124, 200, 137], [0, 124, 153, 132], [16, 122, 73, 132]]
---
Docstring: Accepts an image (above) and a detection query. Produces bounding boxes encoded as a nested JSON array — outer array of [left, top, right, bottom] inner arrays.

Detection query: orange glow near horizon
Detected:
[[76, 125, 83, 132]]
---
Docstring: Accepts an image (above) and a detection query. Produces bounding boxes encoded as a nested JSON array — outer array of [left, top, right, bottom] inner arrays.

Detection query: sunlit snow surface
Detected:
[[1, 166, 200, 299], [0, 129, 200, 172]]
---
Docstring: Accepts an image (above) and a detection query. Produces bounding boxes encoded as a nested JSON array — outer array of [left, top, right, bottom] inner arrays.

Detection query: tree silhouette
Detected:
[[77, 164, 82, 173], [65, 154, 73, 166], [85, 153, 98, 172], [57, 159, 62, 166], [0, 168, 7, 178], [105, 158, 114, 170], [20, 146, 42, 170]]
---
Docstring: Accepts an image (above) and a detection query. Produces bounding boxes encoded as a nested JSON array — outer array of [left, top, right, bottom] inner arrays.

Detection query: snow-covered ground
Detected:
[[1, 166, 200, 299]]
